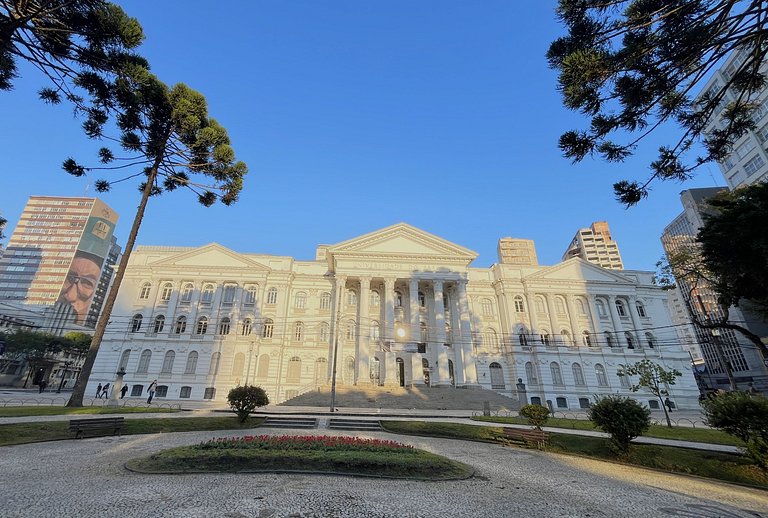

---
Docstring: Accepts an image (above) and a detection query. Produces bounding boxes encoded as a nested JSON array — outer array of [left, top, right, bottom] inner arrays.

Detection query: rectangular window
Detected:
[[131, 385, 144, 396], [743, 154, 765, 176], [180, 386, 192, 398]]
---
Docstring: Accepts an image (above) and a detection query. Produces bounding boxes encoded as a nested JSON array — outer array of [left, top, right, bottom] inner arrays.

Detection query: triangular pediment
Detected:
[[527, 258, 634, 284], [150, 243, 270, 270], [327, 223, 478, 261]]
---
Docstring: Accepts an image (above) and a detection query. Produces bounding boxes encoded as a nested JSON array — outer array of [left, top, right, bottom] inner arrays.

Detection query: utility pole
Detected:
[[330, 276, 345, 412]]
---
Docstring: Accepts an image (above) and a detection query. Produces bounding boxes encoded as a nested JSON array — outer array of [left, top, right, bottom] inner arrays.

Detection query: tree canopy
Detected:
[[548, 0, 768, 205], [698, 181, 768, 314], [618, 359, 682, 427]]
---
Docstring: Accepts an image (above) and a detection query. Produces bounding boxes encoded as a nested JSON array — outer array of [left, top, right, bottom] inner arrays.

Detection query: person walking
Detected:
[[95, 383, 103, 398], [120, 384, 129, 399], [664, 397, 674, 413], [147, 380, 157, 404], [38, 379, 48, 393], [101, 383, 110, 399]]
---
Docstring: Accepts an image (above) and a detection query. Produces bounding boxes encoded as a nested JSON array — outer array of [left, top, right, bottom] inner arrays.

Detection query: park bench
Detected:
[[69, 417, 125, 439], [503, 427, 549, 449]]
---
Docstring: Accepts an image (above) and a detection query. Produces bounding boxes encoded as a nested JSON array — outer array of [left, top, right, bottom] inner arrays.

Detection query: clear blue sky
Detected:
[[0, 1, 724, 270]]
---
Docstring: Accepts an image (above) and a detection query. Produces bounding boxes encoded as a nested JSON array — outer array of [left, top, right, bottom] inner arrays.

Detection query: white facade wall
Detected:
[[89, 224, 700, 409]]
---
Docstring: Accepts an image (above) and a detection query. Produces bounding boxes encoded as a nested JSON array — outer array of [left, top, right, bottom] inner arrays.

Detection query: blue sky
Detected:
[[0, 1, 724, 270]]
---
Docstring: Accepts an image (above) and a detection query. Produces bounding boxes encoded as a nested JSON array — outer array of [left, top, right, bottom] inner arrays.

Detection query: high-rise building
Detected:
[[661, 188, 768, 394], [0, 196, 119, 329], [562, 221, 624, 270], [697, 47, 768, 189], [497, 238, 538, 266]]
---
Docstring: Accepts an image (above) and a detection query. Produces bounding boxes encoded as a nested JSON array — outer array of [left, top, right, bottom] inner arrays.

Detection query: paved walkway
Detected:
[[1, 427, 766, 517]]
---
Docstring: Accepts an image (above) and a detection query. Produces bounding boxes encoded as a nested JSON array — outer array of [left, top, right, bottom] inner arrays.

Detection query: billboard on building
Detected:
[[55, 200, 119, 324]]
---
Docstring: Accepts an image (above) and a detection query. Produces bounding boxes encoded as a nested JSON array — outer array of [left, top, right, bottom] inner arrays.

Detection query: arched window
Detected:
[[615, 299, 626, 316], [418, 291, 426, 308], [319, 322, 330, 343], [218, 317, 231, 335], [636, 301, 647, 318], [241, 318, 252, 336], [370, 321, 380, 340], [619, 372, 632, 389], [604, 331, 614, 347], [232, 352, 245, 377], [153, 315, 165, 334], [525, 361, 538, 385], [130, 314, 143, 333], [489, 362, 504, 389], [287, 356, 301, 382], [572, 363, 586, 386], [136, 349, 151, 374], [370, 290, 381, 307], [559, 329, 571, 346], [316, 357, 328, 383], [596, 300, 606, 316], [582, 330, 592, 346], [625, 332, 635, 349], [320, 292, 331, 310], [519, 332, 528, 346], [201, 284, 215, 304], [346, 289, 357, 306], [256, 354, 270, 379], [139, 282, 152, 300], [595, 363, 609, 387], [482, 298, 493, 316], [160, 282, 173, 301], [244, 284, 258, 305], [184, 351, 198, 374], [266, 287, 278, 305], [420, 322, 428, 342], [535, 297, 546, 313], [550, 362, 564, 385], [174, 316, 187, 334], [540, 330, 551, 346], [484, 328, 498, 350], [555, 297, 566, 315], [294, 291, 307, 309], [346, 320, 356, 340], [208, 352, 221, 375], [118, 349, 131, 371], [514, 295, 525, 313], [645, 332, 655, 348], [262, 318, 274, 338], [180, 283, 194, 302], [575, 298, 586, 315], [222, 284, 236, 304], [196, 316, 208, 335], [294, 321, 304, 341], [161, 351, 175, 374]]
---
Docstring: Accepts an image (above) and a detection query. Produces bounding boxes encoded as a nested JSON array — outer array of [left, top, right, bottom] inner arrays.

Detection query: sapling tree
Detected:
[[618, 359, 681, 427]]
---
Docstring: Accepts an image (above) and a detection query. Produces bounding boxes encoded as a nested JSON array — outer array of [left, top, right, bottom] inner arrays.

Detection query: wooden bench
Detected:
[[69, 417, 125, 439], [503, 427, 549, 449]]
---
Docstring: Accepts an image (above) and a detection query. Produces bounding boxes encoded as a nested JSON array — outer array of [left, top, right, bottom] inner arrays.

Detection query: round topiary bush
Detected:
[[588, 395, 650, 455], [227, 385, 269, 422], [701, 391, 768, 470], [519, 404, 550, 430]]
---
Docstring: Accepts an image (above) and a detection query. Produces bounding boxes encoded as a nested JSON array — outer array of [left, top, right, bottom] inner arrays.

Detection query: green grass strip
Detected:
[[0, 417, 261, 446], [0, 406, 180, 417], [471, 415, 742, 446]]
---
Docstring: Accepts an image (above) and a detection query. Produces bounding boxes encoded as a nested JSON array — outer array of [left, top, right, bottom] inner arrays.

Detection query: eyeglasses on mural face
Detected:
[[64, 273, 97, 296]]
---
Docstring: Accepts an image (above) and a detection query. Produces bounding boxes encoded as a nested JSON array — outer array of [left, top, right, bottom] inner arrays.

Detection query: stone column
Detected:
[[523, 289, 539, 337], [383, 277, 396, 346], [331, 276, 347, 373], [357, 277, 371, 383], [607, 295, 626, 347], [565, 295, 581, 346], [409, 278, 420, 344], [628, 296, 643, 348], [586, 295, 603, 345], [432, 280, 450, 386], [545, 294, 558, 342], [457, 280, 477, 386]]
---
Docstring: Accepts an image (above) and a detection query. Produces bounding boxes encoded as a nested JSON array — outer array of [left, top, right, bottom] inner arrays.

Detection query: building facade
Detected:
[[562, 221, 624, 270], [697, 47, 768, 189], [89, 224, 699, 408], [662, 189, 768, 393], [0, 196, 120, 331]]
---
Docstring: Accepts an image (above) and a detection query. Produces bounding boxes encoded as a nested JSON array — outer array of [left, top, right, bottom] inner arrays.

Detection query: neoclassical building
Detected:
[[89, 223, 700, 409]]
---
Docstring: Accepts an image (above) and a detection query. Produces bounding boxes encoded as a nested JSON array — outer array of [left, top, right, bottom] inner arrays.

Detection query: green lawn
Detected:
[[0, 416, 261, 446], [471, 415, 742, 446], [0, 406, 180, 417], [386, 420, 767, 489], [127, 435, 473, 479]]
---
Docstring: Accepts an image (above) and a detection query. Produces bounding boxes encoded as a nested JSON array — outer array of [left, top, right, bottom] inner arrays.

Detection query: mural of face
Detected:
[[59, 255, 102, 323]]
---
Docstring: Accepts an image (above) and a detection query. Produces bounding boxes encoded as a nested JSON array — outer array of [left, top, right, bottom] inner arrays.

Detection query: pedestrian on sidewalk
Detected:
[[120, 384, 129, 399], [664, 397, 674, 413], [101, 383, 110, 399], [38, 380, 48, 394], [147, 380, 157, 404], [95, 383, 103, 398]]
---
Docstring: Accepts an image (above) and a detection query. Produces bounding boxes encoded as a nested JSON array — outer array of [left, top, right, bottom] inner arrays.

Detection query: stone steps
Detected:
[[328, 418, 383, 432], [261, 416, 318, 429]]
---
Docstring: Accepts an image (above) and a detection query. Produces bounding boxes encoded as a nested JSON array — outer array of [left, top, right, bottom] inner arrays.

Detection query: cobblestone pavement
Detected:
[[2, 429, 766, 517]]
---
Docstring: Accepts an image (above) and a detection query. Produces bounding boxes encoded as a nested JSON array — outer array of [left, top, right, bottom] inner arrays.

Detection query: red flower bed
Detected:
[[196, 435, 415, 452]]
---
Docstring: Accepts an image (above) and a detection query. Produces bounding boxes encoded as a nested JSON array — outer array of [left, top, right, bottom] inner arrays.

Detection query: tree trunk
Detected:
[[66, 161, 162, 407]]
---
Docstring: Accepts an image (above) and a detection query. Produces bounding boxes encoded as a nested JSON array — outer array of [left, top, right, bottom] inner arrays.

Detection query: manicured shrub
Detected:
[[227, 385, 269, 422], [701, 391, 768, 470], [519, 404, 550, 430], [588, 395, 650, 455]]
